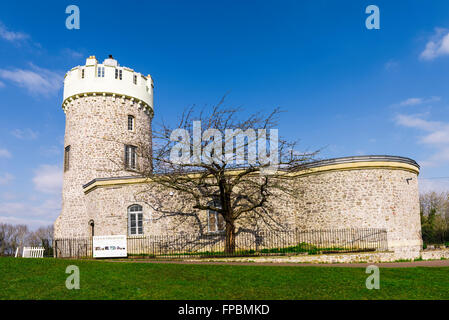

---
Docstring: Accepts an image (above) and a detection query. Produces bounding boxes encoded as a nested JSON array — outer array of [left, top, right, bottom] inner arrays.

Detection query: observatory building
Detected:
[[54, 56, 422, 259]]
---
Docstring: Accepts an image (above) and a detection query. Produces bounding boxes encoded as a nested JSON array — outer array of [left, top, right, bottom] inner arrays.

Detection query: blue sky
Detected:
[[1, 0, 449, 228]]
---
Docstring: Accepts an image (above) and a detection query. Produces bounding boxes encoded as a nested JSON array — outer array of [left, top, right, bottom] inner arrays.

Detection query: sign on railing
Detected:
[[22, 247, 44, 258], [93, 235, 127, 258], [55, 228, 388, 259]]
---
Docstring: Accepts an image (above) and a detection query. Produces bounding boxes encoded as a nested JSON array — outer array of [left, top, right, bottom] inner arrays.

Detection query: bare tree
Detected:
[[0, 223, 54, 256], [420, 191, 449, 244], [29, 225, 54, 256], [132, 98, 318, 253], [0, 224, 29, 256]]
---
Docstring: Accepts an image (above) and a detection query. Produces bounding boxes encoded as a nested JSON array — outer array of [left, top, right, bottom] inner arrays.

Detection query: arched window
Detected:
[[207, 200, 225, 233], [128, 204, 143, 235], [88, 220, 94, 237]]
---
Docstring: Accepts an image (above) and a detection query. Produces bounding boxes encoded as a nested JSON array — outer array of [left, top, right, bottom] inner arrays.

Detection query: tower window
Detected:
[[133, 75, 137, 85], [115, 68, 122, 80], [97, 66, 105, 78], [207, 200, 225, 233], [81, 69, 85, 79], [64, 146, 71, 172], [125, 145, 137, 170], [128, 204, 143, 235], [128, 115, 135, 131]]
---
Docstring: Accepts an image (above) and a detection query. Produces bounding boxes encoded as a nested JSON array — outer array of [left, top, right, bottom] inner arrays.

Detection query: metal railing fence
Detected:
[[54, 228, 388, 259]]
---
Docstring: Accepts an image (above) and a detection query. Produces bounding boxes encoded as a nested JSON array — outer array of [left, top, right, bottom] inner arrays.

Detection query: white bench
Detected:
[[22, 247, 44, 258]]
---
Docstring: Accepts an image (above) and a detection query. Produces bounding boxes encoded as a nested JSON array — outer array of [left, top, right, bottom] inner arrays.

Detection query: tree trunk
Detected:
[[224, 221, 236, 254]]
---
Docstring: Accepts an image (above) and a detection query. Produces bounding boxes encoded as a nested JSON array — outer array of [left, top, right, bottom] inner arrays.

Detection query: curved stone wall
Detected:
[[288, 158, 421, 257], [72, 156, 422, 258], [54, 95, 153, 238]]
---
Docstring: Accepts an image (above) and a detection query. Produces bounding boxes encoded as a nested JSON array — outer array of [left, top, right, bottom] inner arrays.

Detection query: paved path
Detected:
[[104, 258, 449, 268]]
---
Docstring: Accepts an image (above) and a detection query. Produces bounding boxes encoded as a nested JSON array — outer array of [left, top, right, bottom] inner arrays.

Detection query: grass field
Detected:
[[1, 257, 449, 299]]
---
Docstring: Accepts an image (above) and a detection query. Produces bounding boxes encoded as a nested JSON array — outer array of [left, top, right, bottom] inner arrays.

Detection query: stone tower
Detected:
[[54, 55, 154, 238]]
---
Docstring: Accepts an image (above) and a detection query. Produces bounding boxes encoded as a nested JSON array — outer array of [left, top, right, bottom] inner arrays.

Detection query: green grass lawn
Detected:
[[1, 257, 448, 300]]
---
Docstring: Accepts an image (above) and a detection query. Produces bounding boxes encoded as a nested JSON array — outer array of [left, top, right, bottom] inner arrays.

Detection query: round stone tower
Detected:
[[54, 55, 154, 238]]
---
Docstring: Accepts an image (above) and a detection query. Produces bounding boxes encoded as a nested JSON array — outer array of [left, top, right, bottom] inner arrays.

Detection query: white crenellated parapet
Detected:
[[62, 55, 154, 115]]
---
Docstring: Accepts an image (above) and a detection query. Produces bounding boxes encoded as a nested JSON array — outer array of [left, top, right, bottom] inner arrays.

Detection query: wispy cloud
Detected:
[[61, 48, 84, 59], [39, 145, 61, 157], [0, 196, 60, 229], [0, 165, 62, 229], [0, 64, 63, 95], [0, 148, 11, 158], [0, 22, 29, 43], [32, 164, 62, 194], [394, 96, 441, 107], [11, 128, 39, 140], [395, 113, 449, 167], [384, 59, 399, 71], [0, 173, 14, 185], [420, 28, 449, 61], [419, 178, 449, 193]]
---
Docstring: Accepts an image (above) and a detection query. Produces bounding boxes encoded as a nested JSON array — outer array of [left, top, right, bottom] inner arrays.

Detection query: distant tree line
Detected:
[[0, 224, 53, 256], [420, 191, 449, 245]]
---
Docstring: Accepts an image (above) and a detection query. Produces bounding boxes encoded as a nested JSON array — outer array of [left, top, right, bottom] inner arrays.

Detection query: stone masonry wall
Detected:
[[75, 166, 422, 259], [54, 96, 152, 238]]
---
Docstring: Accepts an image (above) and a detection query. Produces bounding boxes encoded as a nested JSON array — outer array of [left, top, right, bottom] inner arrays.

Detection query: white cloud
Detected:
[[395, 113, 449, 167], [0, 215, 52, 228], [0, 148, 11, 158], [0, 173, 14, 185], [420, 28, 449, 60], [395, 113, 438, 131], [419, 148, 449, 168], [61, 48, 83, 59], [0, 216, 54, 229], [419, 178, 449, 193], [0, 193, 60, 229], [11, 128, 39, 140], [384, 59, 399, 71], [0, 22, 29, 42], [39, 145, 61, 157], [1, 192, 17, 200], [32, 164, 62, 194], [395, 96, 441, 107], [399, 98, 423, 106], [0, 64, 63, 95]]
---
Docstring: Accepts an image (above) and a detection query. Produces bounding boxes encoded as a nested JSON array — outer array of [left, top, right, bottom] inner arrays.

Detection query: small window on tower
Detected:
[[128, 115, 135, 131], [125, 145, 137, 170], [81, 69, 85, 79], [133, 75, 137, 85], [64, 146, 71, 172], [115, 68, 122, 80], [97, 66, 105, 78]]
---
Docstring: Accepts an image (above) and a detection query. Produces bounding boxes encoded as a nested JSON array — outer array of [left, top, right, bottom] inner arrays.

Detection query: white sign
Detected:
[[93, 235, 127, 258]]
